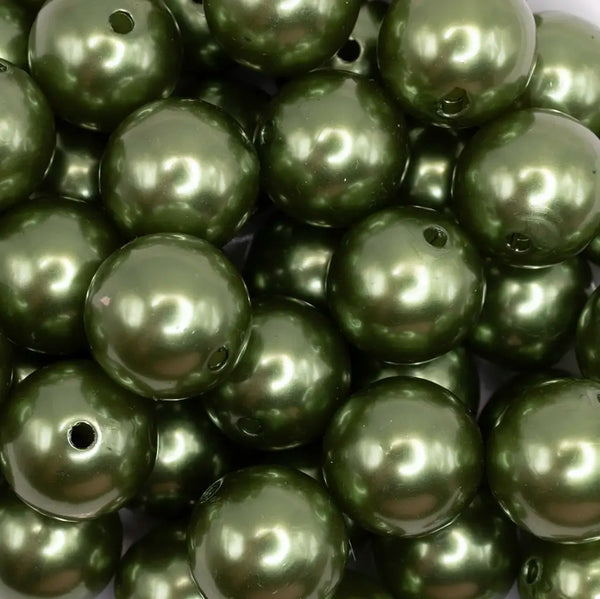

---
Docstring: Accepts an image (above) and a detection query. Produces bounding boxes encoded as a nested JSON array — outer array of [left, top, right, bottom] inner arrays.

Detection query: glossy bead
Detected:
[[471, 258, 591, 369], [0, 61, 55, 212], [354, 347, 480, 415], [0, 330, 13, 403], [188, 465, 348, 599], [0, 360, 157, 521], [576, 287, 600, 380], [374, 493, 518, 599], [454, 109, 600, 267], [323, 377, 483, 536], [136, 400, 233, 516], [29, 0, 182, 132], [203, 0, 360, 76], [0, 198, 121, 355], [333, 572, 392, 599], [245, 213, 342, 309], [526, 12, 600, 135], [115, 523, 202, 599], [488, 377, 600, 542], [85, 233, 251, 399], [205, 297, 351, 450], [328, 206, 484, 364], [41, 123, 105, 202], [101, 99, 259, 245], [325, 1, 387, 78], [0, 490, 122, 599], [0, 0, 30, 69], [258, 71, 409, 228], [519, 538, 600, 598], [378, 0, 536, 128]]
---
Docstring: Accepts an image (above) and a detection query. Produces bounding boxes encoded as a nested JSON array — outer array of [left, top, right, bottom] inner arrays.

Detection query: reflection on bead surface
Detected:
[[576, 287, 600, 380], [323, 377, 483, 537], [188, 466, 348, 599], [85, 233, 251, 399], [333, 571, 392, 599], [0, 360, 157, 521], [488, 377, 600, 542], [0, 0, 29, 69]]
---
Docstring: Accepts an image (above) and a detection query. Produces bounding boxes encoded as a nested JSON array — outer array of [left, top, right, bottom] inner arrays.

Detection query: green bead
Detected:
[[333, 572, 392, 599], [85, 233, 251, 399], [325, 1, 387, 78], [374, 493, 518, 599], [576, 287, 600, 380], [205, 297, 351, 450], [378, 0, 536, 128], [0, 0, 30, 69], [115, 523, 202, 599], [258, 70, 409, 228], [136, 400, 233, 516], [0, 490, 122, 599], [29, 0, 182, 132], [526, 12, 600, 135], [323, 377, 483, 536], [328, 206, 484, 364], [454, 109, 600, 267], [245, 213, 342, 309], [203, 0, 360, 76], [11, 348, 49, 385], [0, 330, 13, 403], [0, 61, 55, 212], [101, 99, 259, 245], [488, 377, 600, 542], [0, 360, 157, 521], [188, 465, 348, 599], [354, 347, 480, 415], [471, 258, 591, 369], [0, 197, 121, 355]]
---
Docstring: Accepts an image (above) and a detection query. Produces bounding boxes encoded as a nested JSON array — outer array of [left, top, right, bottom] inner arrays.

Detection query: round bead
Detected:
[[203, 0, 360, 76], [374, 493, 518, 599], [0, 331, 13, 403], [0, 360, 157, 521], [0, 197, 121, 355], [378, 0, 536, 127], [0, 0, 30, 69], [257, 71, 409, 228], [454, 109, 600, 267], [0, 61, 55, 212], [576, 287, 600, 379], [323, 377, 483, 536], [328, 206, 484, 364], [333, 572, 392, 599], [29, 0, 182, 132], [188, 465, 348, 599], [101, 99, 259, 245], [0, 490, 122, 599], [85, 233, 251, 399], [488, 377, 600, 542]]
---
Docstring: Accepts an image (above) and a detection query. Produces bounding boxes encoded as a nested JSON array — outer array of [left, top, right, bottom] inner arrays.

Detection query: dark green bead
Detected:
[[205, 297, 351, 450], [526, 12, 600, 135], [85, 233, 252, 399], [258, 70, 409, 228], [488, 377, 600, 542], [11, 347, 50, 385], [328, 206, 484, 364], [0, 490, 122, 599], [0, 61, 55, 212], [323, 377, 483, 537], [471, 258, 591, 369], [354, 347, 480, 415], [115, 523, 202, 599], [374, 493, 518, 599], [245, 213, 342, 309], [101, 99, 259, 245], [0, 360, 157, 521], [0, 197, 121, 355], [576, 287, 600, 380], [0, 330, 13, 403], [29, 0, 182, 132], [188, 465, 348, 599], [454, 109, 600, 267], [378, 0, 536, 128], [136, 400, 233, 516], [333, 572, 392, 599], [0, 0, 30, 69], [204, 0, 360, 76]]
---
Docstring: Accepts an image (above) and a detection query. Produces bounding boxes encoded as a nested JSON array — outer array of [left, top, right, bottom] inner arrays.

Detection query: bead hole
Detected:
[[208, 346, 229, 371], [192, 0, 202, 3], [437, 87, 470, 118], [200, 478, 223, 503], [506, 232, 531, 253], [423, 226, 448, 248], [337, 39, 361, 63], [523, 557, 542, 585], [68, 421, 97, 451], [109, 10, 135, 34]]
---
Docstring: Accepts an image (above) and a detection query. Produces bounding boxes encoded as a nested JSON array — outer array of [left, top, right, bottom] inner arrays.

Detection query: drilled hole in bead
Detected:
[[423, 226, 448, 248], [192, 0, 202, 3], [208, 346, 229, 371], [506, 232, 531, 253], [437, 87, 470, 118], [523, 557, 542, 585], [238, 417, 263, 436], [337, 39, 361, 63], [200, 478, 223, 503], [68, 421, 97, 451], [109, 10, 135, 34]]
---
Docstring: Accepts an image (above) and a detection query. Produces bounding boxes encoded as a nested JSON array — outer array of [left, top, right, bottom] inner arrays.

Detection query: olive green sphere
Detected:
[[576, 287, 600, 380], [0, 0, 29, 69]]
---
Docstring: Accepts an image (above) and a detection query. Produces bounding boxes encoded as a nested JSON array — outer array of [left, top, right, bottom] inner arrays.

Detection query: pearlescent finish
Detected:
[[0, 0, 29, 69], [576, 287, 600, 380]]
